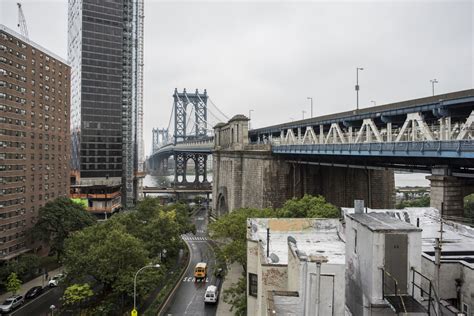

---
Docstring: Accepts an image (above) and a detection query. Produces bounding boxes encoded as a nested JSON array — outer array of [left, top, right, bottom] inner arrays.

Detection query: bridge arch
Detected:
[[216, 192, 228, 217]]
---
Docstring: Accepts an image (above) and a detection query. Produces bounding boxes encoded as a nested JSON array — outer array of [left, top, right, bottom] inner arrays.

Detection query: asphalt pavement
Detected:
[[7, 286, 62, 316], [162, 208, 218, 316]]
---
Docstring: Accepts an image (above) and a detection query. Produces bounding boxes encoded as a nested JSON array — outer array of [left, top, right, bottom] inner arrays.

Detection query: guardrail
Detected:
[[411, 267, 440, 316]]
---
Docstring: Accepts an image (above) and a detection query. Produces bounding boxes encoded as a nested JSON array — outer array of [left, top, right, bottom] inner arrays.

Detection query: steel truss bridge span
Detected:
[[249, 89, 474, 174]]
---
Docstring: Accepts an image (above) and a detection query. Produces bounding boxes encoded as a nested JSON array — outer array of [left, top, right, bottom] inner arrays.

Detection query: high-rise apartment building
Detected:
[[0, 25, 71, 260], [68, 0, 144, 214]]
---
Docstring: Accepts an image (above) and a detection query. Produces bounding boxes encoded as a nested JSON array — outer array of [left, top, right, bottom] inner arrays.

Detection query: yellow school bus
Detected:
[[194, 262, 207, 280]]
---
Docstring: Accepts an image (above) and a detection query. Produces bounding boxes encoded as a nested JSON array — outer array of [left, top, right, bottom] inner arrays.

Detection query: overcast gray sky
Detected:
[[1, 0, 473, 155]]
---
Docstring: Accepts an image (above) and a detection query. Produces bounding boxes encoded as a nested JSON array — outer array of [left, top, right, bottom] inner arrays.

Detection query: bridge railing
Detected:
[[272, 140, 474, 159]]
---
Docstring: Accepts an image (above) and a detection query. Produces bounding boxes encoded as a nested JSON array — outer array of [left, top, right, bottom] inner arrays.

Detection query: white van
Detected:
[[204, 285, 218, 304]]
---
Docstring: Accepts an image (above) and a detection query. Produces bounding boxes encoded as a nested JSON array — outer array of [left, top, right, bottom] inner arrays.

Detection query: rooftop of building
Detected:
[[343, 207, 474, 268], [0, 24, 68, 65], [247, 218, 345, 265], [347, 212, 422, 232]]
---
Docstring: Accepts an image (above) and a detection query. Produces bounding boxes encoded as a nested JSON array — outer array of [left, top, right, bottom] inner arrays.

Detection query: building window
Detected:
[[249, 273, 258, 297]]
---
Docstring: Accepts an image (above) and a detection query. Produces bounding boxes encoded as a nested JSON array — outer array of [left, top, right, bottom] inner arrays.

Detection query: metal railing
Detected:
[[380, 267, 407, 314], [411, 267, 440, 316]]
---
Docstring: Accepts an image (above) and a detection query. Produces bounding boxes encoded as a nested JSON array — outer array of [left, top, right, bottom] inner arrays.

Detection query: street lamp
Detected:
[[371, 100, 376, 106], [430, 79, 438, 96], [133, 264, 160, 312], [355, 67, 364, 111], [249, 109, 254, 130], [307, 97, 313, 118], [302, 110, 306, 119]]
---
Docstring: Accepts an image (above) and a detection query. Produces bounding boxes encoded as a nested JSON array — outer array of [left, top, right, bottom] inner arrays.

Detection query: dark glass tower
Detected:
[[68, 0, 144, 213]]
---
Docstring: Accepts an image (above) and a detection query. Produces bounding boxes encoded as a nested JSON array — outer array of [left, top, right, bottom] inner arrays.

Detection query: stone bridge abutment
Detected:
[[212, 115, 395, 215]]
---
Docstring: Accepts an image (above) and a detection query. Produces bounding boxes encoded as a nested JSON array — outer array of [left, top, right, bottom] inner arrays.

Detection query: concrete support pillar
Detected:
[[427, 167, 464, 218]]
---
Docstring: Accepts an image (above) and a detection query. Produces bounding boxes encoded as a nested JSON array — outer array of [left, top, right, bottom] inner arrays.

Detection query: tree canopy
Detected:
[[61, 198, 193, 313], [31, 197, 96, 259]]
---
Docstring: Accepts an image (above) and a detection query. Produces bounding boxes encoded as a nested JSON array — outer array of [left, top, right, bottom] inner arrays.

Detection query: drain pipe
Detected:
[[315, 261, 322, 316]]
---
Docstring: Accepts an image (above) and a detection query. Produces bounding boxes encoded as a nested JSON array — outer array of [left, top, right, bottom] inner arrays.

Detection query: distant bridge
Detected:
[[147, 89, 221, 185]]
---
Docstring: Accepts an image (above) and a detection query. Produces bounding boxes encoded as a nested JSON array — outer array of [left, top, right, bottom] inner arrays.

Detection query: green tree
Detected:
[[464, 193, 474, 220], [277, 194, 340, 218], [63, 220, 161, 312], [209, 208, 274, 270], [6, 272, 21, 295], [396, 195, 430, 209], [31, 197, 96, 260], [223, 276, 246, 316], [62, 283, 94, 313]]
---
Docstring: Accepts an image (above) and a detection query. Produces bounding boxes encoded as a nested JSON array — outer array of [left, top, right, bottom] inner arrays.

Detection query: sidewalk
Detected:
[[216, 262, 244, 316], [0, 267, 63, 302]]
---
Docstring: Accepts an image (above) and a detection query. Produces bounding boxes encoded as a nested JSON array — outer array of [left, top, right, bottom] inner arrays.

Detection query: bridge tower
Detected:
[[173, 88, 208, 144], [171, 88, 210, 186]]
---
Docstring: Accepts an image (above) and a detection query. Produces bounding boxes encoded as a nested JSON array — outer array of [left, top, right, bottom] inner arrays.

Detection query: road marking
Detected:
[[10, 287, 54, 315], [182, 276, 209, 283], [196, 217, 204, 220], [181, 235, 208, 241]]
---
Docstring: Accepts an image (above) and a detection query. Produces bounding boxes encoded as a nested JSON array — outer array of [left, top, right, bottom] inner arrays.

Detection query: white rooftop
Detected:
[[248, 218, 345, 265], [343, 207, 474, 268]]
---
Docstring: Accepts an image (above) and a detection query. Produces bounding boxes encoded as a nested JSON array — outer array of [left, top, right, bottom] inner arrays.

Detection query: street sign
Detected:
[[131, 309, 137, 316]]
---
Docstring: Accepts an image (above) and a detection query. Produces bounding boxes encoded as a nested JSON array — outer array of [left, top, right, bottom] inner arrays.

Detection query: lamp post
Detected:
[[355, 67, 364, 110], [49, 305, 56, 316], [133, 264, 160, 312], [249, 109, 254, 130], [371, 100, 376, 106], [307, 97, 313, 118], [430, 79, 438, 96], [302, 110, 306, 119]]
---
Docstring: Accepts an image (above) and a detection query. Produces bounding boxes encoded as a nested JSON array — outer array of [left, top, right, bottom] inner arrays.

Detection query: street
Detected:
[[8, 287, 62, 316], [162, 207, 218, 316]]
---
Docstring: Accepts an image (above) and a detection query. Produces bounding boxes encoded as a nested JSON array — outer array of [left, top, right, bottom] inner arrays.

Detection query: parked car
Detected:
[[204, 285, 219, 304], [25, 286, 43, 299], [48, 273, 64, 287], [0, 295, 24, 313]]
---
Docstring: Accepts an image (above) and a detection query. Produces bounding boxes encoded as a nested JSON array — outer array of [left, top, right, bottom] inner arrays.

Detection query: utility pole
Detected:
[[356, 67, 364, 111], [249, 109, 254, 130], [430, 79, 438, 96], [307, 97, 313, 117]]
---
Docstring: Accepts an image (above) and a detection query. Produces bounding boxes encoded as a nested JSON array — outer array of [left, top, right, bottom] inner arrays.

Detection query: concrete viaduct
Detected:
[[212, 89, 474, 220]]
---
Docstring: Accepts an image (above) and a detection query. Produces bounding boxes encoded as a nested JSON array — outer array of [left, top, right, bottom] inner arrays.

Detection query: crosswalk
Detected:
[[181, 235, 208, 241]]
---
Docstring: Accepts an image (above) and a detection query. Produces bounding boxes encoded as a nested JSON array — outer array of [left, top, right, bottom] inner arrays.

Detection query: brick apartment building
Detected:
[[0, 25, 70, 260]]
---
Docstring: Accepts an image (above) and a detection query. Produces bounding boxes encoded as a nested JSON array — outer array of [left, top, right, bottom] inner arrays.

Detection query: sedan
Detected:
[[24, 286, 43, 299], [0, 295, 24, 313]]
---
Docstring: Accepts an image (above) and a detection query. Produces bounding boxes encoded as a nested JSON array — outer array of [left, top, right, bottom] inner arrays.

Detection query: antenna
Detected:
[[17, 2, 29, 38]]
